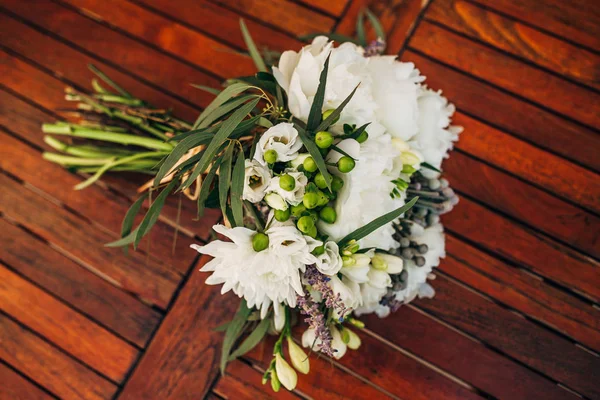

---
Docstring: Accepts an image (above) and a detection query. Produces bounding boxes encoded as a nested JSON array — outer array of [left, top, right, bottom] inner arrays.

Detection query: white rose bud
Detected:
[[264, 192, 288, 211], [242, 159, 271, 203], [287, 337, 310, 374], [254, 122, 303, 165], [275, 353, 298, 391]]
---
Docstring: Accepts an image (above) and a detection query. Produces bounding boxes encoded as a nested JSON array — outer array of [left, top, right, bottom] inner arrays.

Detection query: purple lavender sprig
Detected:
[[297, 294, 335, 357], [304, 265, 348, 319], [364, 38, 386, 57]]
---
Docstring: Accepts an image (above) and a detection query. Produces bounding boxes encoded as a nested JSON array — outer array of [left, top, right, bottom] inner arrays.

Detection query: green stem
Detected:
[[93, 94, 144, 106], [43, 152, 115, 166], [44, 136, 133, 159], [113, 111, 169, 140]]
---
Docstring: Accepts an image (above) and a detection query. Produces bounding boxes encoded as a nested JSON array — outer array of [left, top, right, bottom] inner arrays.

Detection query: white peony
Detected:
[[314, 241, 343, 276], [266, 169, 308, 206], [254, 122, 303, 165], [242, 159, 271, 203], [191, 223, 321, 315], [354, 267, 392, 318]]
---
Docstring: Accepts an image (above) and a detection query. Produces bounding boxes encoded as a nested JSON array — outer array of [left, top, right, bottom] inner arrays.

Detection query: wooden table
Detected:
[[1, 0, 598, 399]]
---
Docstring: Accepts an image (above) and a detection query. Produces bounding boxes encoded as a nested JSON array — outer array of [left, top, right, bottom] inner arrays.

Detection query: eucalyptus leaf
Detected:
[[365, 8, 386, 42], [219, 144, 234, 218], [193, 82, 251, 129], [197, 157, 223, 218], [356, 10, 367, 46], [230, 151, 245, 227], [239, 19, 267, 72], [221, 300, 252, 374], [190, 84, 221, 95], [338, 197, 419, 247], [421, 162, 441, 173], [296, 124, 332, 190], [154, 132, 213, 186], [306, 55, 330, 132], [315, 84, 358, 133], [134, 179, 179, 248], [121, 192, 150, 239], [228, 317, 270, 361], [198, 94, 259, 129]]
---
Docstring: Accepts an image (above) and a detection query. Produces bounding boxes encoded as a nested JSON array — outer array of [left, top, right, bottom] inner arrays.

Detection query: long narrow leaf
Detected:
[[88, 64, 132, 98], [221, 300, 252, 374], [239, 19, 267, 72], [296, 124, 332, 190], [197, 157, 223, 218], [315, 84, 359, 132], [199, 94, 258, 129], [219, 144, 234, 219], [134, 179, 179, 248], [230, 151, 245, 227], [365, 8, 386, 42], [306, 55, 330, 132], [154, 132, 212, 186], [356, 10, 367, 46], [338, 197, 419, 247], [228, 317, 270, 361], [193, 82, 250, 129], [121, 193, 149, 239]]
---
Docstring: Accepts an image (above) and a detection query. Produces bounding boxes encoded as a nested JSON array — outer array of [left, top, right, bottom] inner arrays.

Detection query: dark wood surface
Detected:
[[0, 0, 598, 399]]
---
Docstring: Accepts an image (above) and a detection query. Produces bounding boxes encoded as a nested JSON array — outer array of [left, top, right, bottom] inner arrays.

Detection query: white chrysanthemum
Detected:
[[191, 223, 321, 314], [266, 169, 308, 206], [394, 222, 445, 303], [408, 89, 462, 178], [242, 159, 271, 203], [253, 122, 303, 165]]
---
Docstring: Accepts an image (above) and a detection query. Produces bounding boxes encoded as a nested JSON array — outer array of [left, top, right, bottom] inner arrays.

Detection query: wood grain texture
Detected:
[[0, 265, 138, 382], [295, 0, 349, 17], [427, 0, 600, 89], [0, 313, 116, 400], [118, 256, 239, 399], [0, 363, 55, 400], [411, 21, 600, 128]]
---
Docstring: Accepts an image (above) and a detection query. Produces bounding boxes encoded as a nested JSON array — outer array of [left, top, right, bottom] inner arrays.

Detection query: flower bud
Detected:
[[306, 224, 318, 238], [252, 233, 269, 252], [270, 369, 281, 392], [337, 156, 355, 173], [275, 353, 298, 391], [319, 206, 336, 224], [290, 153, 310, 168], [391, 138, 410, 152], [303, 156, 318, 172], [317, 191, 329, 207], [400, 151, 420, 166], [313, 172, 327, 189], [347, 317, 365, 329], [274, 208, 291, 222], [264, 149, 278, 164], [265, 192, 288, 211], [342, 240, 359, 256], [355, 130, 368, 143], [303, 192, 319, 209], [315, 131, 334, 149], [279, 174, 296, 191], [371, 254, 388, 271], [342, 256, 356, 267], [322, 109, 339, 124], [331, 175, 344, 192], [297, 215, 314, 233], [345, 328, 361, 350], [287, 337, 310, 374]]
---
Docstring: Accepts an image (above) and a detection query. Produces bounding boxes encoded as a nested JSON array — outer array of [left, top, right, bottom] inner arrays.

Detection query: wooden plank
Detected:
[[0, 313, 116, 400], [0, 217, 160, 348], [133, 0, 302, 51], [208, 0, 335, 36], [362, 307, 576, 400], [443, 195, 600, 302], [416, 275, 600, 399], [0, 172, 179, 309], [2, 0, 219, 108], [426, 0, 600, 90], [445, 151, 600, 259], [410, 21, 600, 128], [0, 14, 220, 239], [401, 50, 600, 173], [0, 264, 138, 382], [118, 257, 238, 400], [0, 363, 55, 400], [443, 236, 600, 351], [469, 0, 600, 52], [62, 0, 256, 78], [294, 0, 348, 17], [213, 361, 300, 400]]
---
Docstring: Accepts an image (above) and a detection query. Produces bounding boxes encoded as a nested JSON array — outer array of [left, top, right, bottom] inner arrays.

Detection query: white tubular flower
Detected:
[[267, 170, 308, 206], [273, 302, 285, 332], [330, 326, 348, 360], [287, 337, 310, 374], [354, 266, 392, 317], [345, 328, 361, 350], [314, 241, 343, 276], [242, 159, 271, 203], [264, 192, 288, 211], [190, 224, 321, 310], [339, 250, 373, 284], [275, 353, 298, 391], [254, 123, 303, 165], [371, 253, 403, 274]]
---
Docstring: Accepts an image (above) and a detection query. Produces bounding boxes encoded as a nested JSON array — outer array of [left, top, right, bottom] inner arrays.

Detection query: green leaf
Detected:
[[239, 19, 267, 72], [221, 300, 252, 374], [121, 193, 149, 239], [191, 84, 221, 95], [228, 317, 270, 361], [421, 162, 441, 173], [182, 98, 259, 190], [214, 322, 230, 332], [306, 55, 330, 132], [256, 71, 275, 82], [198, 94, 259, 129], [356, 10, 367, 46], [219, 144, 234, 219], [154, 132, 213, 186], [193, 82, 250, 129], [228, 76, 277, 96], [133, 179, 179, 248], [300, 33, 360, 45], [197, 157, 223, 218], [315, 84, 359, 132], [365, 8, 386, 42], [230, 151, 245, 227], [346, 122, 370, 140], [296, 124, 332, 190], [330, 144, 357, 161], [338, 197, 419, 247], [88, 64, 132, 98]]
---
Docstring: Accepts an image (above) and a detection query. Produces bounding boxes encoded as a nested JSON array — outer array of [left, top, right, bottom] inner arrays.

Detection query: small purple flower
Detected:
[[364, 38, 386, 57], [297, 294, 335, 357], [304, 266, 348, 318]]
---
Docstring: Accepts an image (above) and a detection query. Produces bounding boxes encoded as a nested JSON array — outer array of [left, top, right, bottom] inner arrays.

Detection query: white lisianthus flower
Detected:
[[254, 122, 303, 165], [242, 159, 271, 203], [267, 170, 308, 206], [394, 222, 446, 303], [408, 89, 462, 178], [191, 223, 321, 314], [314, 241, 343, 276]]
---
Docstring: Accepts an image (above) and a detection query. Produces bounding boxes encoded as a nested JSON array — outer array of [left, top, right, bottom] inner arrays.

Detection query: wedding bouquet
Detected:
[[42, 13, 460, 392]]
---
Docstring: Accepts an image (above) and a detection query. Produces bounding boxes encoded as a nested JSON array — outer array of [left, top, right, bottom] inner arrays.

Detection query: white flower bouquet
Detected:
[[42, 12, 460, 392]]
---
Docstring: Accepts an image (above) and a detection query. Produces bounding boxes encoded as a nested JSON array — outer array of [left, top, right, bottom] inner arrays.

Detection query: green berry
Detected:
[[337, 156, 355, 173], [306, 224, 318, 238], [274, 208, 291, 222], [303, 156, 318, 172], [303, 192, 319, 209], [317, 190, 329, 206], [297, 215, 315, 233], [291, 204, 306, 217], [279, 174, 296, 191], [252, 232, 269, 252], [322, 109, 339, 124], [312, 245, 325, 256], [331, 176, 344, 192], [264, 149, 277, 164], [319, 206, 336, 224], [356, 130, 369, 143], [315, 131, 334, 149], [314, 172, 327, 189]]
